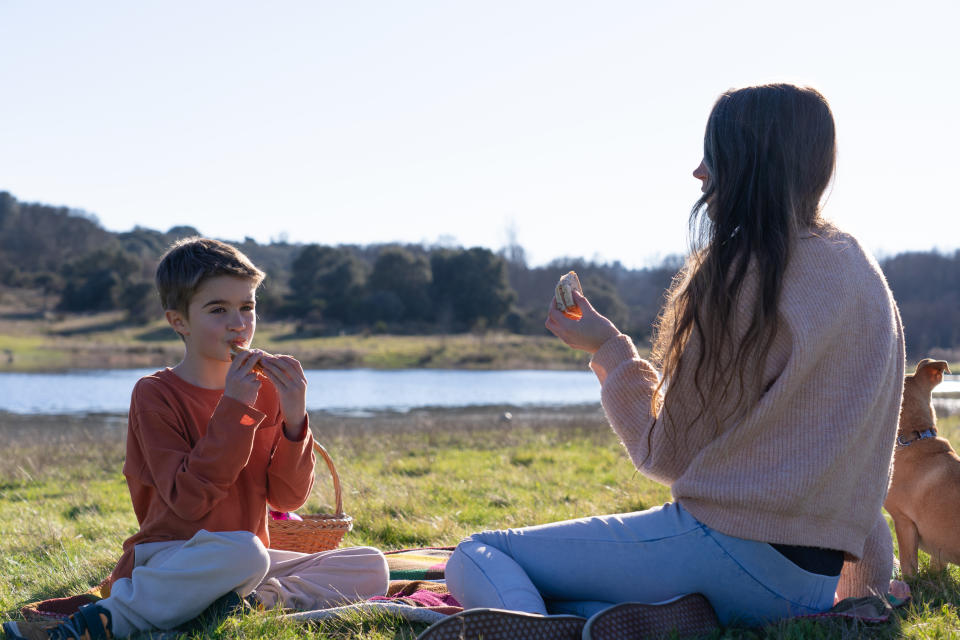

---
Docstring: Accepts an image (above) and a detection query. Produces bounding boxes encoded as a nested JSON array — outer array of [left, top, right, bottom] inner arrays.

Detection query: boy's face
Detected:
[[166, 275, 258, 365]]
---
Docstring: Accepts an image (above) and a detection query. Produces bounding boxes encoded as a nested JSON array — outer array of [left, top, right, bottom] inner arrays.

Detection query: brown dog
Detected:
[[884, 358, 958, 576]]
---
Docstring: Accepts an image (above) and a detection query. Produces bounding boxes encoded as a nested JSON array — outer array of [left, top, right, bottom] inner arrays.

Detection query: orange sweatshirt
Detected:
[[109, 368, 315, 583]]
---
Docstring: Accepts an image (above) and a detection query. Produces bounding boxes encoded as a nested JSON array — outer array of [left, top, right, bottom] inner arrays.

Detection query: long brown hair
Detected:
[[651, 84, 837, 426]]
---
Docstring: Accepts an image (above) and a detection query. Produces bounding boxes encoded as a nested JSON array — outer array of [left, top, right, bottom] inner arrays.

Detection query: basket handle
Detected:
[[313, 440, 345, 517]]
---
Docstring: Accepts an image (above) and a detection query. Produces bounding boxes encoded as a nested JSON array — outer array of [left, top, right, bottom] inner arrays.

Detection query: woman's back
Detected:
[[609, 226, 904, 558]]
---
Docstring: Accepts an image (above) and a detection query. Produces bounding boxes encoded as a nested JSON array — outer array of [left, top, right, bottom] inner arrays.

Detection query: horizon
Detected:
[[2, 2, 958, 269], [4, 187, 958, 272]]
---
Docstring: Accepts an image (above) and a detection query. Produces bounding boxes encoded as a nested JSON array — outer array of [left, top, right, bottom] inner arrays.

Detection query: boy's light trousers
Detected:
[[101, 529, 388, 636]]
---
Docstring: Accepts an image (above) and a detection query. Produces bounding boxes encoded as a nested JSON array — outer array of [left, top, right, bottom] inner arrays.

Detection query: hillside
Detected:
[[2, 190, 958, 363]]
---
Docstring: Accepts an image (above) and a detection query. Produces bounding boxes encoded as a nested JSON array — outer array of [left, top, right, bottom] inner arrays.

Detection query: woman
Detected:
[[425, 84, 905, 638]]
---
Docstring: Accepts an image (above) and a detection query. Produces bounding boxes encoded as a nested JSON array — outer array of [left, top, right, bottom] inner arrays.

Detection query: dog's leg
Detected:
[[892, 517, 920, 577]]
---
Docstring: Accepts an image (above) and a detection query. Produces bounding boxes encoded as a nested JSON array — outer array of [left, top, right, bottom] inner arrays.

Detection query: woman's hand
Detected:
[[545, 290, 621, 354]]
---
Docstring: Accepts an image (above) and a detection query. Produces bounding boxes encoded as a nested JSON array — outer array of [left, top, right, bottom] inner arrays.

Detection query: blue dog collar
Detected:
[[896, 428, 937, 447]]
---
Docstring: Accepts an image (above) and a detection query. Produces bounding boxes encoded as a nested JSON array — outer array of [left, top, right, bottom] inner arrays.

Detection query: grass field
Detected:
[[1, 407, 959, 639], [0, 307, 593, 373], [1, 302, 956, 375]]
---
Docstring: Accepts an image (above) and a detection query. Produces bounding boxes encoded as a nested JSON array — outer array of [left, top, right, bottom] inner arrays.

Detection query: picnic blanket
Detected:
[[286, 579, 462, 626], [798, 580, 911, 624], [287, 580, 912, 628], [382, 546, 453, 581], [20, 547, 911, 629]]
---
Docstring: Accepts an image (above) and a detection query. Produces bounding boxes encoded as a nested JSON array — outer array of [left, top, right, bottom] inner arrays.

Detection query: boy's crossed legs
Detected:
[[103, 529, 388, 636], [256, 544, 390, 611]]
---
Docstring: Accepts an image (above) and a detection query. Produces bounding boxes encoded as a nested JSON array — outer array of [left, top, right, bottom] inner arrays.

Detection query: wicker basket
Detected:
[[268, 441, 353, 553]]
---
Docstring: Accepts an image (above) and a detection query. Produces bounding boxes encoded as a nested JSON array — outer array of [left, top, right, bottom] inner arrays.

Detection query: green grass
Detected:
[[0, 334, 71, 370], [258, 330, 592, 371], [0, 309, 595, 372], [1, 412, 959, 638]]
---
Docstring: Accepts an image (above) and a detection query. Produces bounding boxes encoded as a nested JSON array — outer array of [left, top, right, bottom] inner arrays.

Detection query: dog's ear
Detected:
[[916, 359, 950, 386]]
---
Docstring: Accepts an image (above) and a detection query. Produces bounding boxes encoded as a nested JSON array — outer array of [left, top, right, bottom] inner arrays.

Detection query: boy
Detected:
[[4, 238, 388, 640]]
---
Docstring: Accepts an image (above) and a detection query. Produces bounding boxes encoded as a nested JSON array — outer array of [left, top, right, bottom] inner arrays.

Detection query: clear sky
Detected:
[[2, 1, 957, 268]]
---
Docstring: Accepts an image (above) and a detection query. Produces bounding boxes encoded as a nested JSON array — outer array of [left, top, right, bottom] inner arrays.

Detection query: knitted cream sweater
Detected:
[[590, 228, 904, 569]]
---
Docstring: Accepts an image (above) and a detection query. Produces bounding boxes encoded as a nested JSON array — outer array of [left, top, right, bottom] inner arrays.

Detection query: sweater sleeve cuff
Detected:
[[213, 396, 266, 430], [590, 334, 641, 384], [273, 418, 314, 464], [282, 414, 310, 442]]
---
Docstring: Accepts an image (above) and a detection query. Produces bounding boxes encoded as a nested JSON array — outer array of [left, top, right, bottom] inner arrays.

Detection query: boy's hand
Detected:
[[545, 290, 621, 354], [224, 349, 263, 407], [258, 354, 308, 439]]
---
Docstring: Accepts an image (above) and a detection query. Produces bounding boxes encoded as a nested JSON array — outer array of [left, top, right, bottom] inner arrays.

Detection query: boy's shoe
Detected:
[[582, 593, 719, 640], [3, 603, 112, 640], [416, 608, 586, 640]]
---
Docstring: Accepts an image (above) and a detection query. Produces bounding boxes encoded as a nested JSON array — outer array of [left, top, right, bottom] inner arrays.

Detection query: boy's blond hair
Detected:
[[156, 237, 265, 315]]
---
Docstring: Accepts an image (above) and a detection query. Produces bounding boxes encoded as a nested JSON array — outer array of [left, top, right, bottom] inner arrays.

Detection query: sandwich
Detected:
[[554, 270, 583, 320], [229, 343, 267, 374]]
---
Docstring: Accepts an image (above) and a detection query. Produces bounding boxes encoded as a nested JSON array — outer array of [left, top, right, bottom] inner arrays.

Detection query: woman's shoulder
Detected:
[[793, 222, 885, 283], [782, 222, 896, 327], [797, 222, 867, 256]]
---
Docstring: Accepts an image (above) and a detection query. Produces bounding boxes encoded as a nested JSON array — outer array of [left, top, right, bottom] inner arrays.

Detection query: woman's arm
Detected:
[[546, 291, 675, 482], [590, 336, 667, 476]]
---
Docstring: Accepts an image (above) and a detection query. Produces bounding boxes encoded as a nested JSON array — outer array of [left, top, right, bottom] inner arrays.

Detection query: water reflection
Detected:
[[0, 370, 956, 417], [0, 368, 601, 415]]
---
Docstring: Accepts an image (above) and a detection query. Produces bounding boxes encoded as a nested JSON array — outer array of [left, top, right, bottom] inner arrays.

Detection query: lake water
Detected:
[[0, 368, 601, 415], [0, 369, 957, 416]]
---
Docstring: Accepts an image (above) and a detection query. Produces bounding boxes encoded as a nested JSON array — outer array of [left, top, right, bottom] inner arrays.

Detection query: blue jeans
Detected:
[[445, 502, 838, 626]]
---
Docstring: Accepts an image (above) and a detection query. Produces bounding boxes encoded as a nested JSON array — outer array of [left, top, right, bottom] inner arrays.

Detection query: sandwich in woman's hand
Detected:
[[555, 270, 583, 320]]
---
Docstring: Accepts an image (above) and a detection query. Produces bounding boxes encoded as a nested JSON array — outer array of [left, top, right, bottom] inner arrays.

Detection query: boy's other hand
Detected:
[[545, 289, 620, 354], [224, 348, 263, 407], [258, 354, 308, 439]]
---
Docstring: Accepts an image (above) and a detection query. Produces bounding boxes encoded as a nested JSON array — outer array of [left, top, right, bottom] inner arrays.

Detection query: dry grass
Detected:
[[0, 306, 595, 372]]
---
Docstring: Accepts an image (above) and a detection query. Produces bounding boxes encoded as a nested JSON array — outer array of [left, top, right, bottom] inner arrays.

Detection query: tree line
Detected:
[[1, 191, 957, 359]]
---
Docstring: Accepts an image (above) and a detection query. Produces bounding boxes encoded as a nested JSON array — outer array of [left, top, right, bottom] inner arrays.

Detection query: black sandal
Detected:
[[417, 608, 586, 640], [582, 593, 719, 640]]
